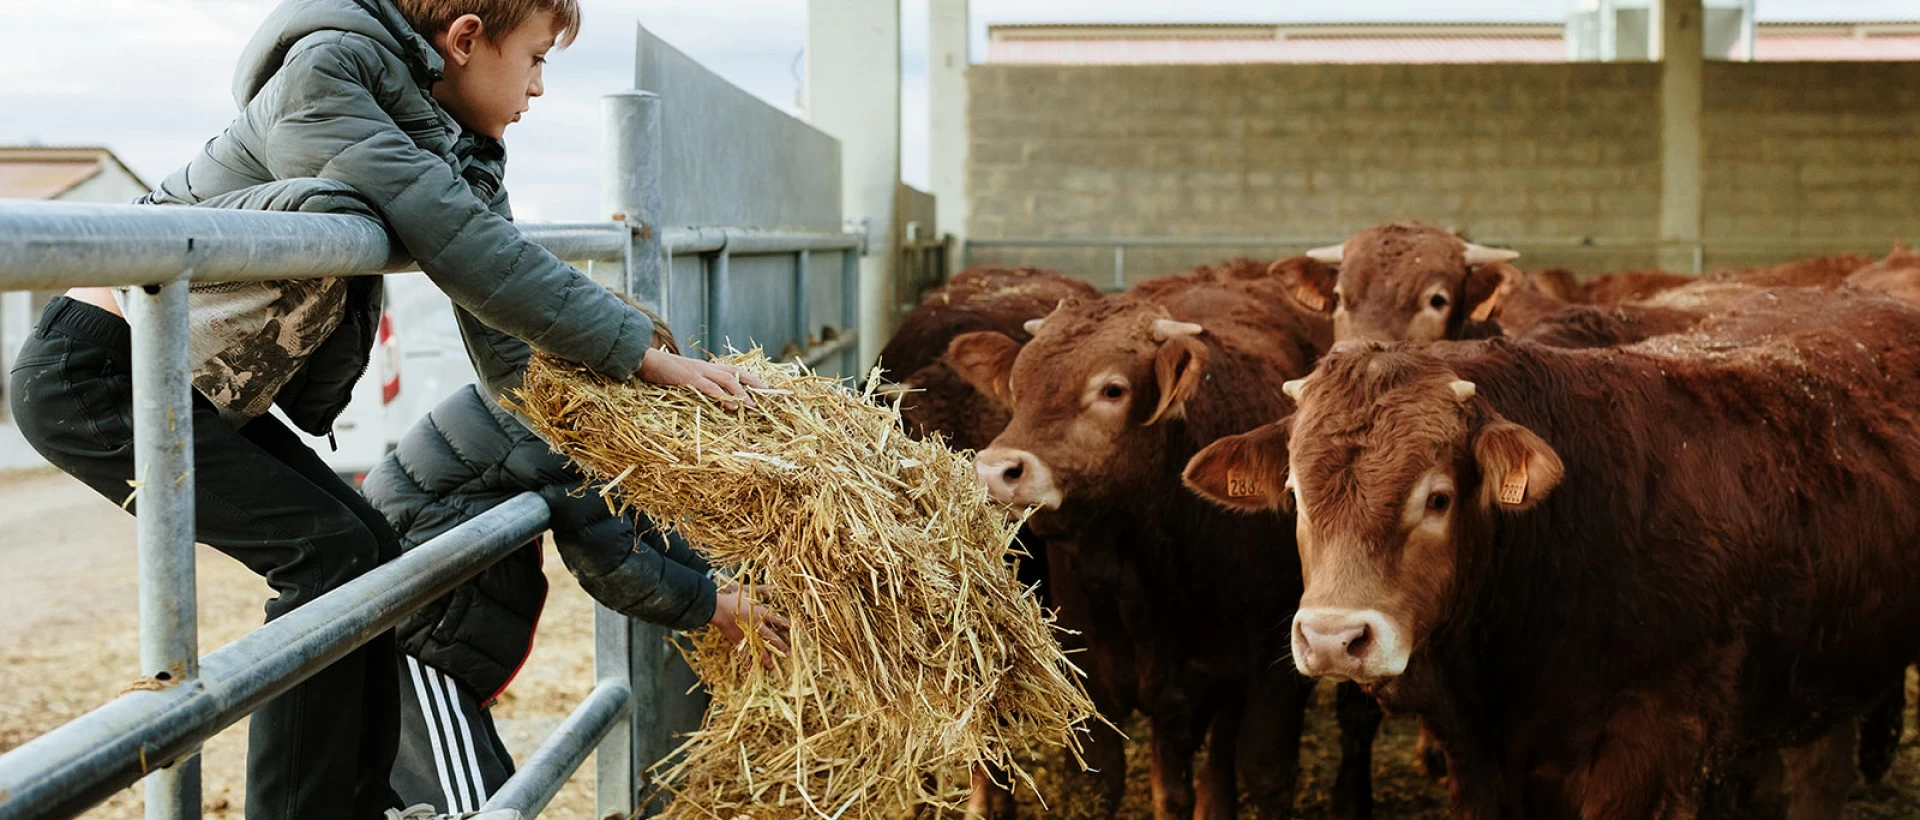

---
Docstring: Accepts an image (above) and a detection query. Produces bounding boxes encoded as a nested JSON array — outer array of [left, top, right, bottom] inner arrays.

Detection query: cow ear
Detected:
[[945, 331, 1022, 407], [1464, 262, 1519, 323], [1270, 256, 1339, 314], [1472, 421, 1563, 511], [1184, 417, 1293, 512], [1147, 334, 1210, 425]]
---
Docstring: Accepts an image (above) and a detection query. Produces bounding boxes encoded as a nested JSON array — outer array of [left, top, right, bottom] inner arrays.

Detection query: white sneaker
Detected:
[[383, 807, 521, 820]]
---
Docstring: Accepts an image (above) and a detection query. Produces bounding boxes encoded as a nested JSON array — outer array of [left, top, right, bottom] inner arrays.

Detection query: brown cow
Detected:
[[1184, 287, 1920, 819], [1278, 221, 1521, 342], [1634, 253, 1872, 312], [876, 266, 1102, 451], [1846, 242, 1920, 308], [948, 259, 1377, 819], [1578, 270, 1697, 305]]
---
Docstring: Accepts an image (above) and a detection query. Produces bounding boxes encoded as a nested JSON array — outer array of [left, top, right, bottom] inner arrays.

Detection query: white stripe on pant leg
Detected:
[[425, 662, 477, 812], [438, 669, 493, 804], [407, 655, 463, 813]]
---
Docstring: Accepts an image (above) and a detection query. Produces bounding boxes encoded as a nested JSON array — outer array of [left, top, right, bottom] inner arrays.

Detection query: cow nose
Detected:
[[1294, 612, 1373, 677], [973, 449, 1036, 505]]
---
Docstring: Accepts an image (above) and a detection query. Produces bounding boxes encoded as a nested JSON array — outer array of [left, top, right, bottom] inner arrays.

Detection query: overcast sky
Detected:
[[3, 0, 1916, 221]]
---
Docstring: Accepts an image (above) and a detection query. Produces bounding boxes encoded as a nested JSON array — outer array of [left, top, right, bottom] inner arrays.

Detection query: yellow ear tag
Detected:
[[1227, 470, 1260, 499], [1470, 298, 1499, 323], [1497, 460, 1529, 506], [1296, 287, 1327, 312]]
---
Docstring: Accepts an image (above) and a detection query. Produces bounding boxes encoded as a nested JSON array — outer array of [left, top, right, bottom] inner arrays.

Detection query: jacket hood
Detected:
[[233, 0, 445, 106]]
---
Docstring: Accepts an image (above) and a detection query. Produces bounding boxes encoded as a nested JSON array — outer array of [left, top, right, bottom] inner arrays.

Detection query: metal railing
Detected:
[[896, 223, 954, 315], [965, 235, 1904, 290], [0, 88, 863, 820]]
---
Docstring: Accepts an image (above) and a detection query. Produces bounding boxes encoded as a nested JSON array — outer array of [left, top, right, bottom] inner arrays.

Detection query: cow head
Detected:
[[1183, 343, 1563, 684], [1304, 222, 1520, 343], [947, 296, 1209, 516]]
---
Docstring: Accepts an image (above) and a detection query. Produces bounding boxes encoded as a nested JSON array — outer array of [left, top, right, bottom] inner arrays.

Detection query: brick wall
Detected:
[[966, 62, 1920, 281]]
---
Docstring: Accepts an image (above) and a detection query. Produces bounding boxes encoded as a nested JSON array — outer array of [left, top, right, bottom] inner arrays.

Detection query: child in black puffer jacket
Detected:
[[361, 311, 787, 814]]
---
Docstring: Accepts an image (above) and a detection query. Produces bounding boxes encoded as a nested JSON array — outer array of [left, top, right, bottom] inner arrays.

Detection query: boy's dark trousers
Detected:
[[392, 655, 515, 812], [8, 297, 405, 819]]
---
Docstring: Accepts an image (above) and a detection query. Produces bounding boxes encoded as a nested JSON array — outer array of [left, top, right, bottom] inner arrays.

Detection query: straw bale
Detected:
[[511, 350, 1095, 818]]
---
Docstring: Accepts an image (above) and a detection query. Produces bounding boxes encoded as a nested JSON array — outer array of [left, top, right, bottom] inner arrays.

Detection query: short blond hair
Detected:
[[397, 0, 582, 48]]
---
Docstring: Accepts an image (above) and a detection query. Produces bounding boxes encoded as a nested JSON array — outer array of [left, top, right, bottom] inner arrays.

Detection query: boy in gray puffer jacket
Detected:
[[9, 0, 763, 817]]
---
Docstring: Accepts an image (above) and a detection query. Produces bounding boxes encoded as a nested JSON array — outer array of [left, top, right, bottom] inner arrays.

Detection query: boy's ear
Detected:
[[1184, 417, 1294, 512], [437, 13, 487, 66], [945, 331, 1023, 407]]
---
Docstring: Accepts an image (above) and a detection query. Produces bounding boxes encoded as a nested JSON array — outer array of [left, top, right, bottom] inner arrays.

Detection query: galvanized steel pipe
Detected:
[[663, 226, 862, 256], [123, 277, 201, 820], [0, 494, 550, 820], [479, 680, 632, 817], [0, 199, 625, 290]]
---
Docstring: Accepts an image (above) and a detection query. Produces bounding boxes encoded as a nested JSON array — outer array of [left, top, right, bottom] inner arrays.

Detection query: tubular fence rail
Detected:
[[896, 227, 955, 316], [0, 88, 861, 820], [964, 235, 1905, 291]]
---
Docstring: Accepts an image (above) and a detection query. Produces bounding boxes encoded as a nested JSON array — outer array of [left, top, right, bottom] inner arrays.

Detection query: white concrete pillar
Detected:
[[929, 0, 969, 276], [1657, 0, 1705, 273], [805, 0, 902, 370]]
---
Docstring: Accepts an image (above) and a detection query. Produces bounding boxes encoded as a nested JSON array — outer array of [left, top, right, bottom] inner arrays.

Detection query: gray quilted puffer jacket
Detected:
[[143, 0, 653, 434], [361, 384, 718, 704]]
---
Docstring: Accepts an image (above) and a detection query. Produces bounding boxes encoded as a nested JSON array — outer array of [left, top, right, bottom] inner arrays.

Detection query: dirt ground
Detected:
[[2, 467, 1917, 818]]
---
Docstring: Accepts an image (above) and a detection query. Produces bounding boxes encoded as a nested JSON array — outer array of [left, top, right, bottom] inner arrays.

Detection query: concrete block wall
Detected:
[[967, 61, 1918, 280], [1701, 62, 1920, 268]]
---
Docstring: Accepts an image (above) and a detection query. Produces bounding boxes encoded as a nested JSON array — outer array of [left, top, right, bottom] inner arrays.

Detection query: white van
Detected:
[[293, 273, 478, 485]]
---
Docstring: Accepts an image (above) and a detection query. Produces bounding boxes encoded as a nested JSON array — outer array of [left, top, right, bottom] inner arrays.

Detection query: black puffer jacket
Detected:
[[362, 384, 717, 703]]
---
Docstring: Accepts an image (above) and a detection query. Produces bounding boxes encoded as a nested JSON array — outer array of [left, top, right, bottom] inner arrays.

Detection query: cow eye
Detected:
[[1429, 293, 1449, 310], [1427, 491, 1452, 513], [1101, 383, 1128, 401]]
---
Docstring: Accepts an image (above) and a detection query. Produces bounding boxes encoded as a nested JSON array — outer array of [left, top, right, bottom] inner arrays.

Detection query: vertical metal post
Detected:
[[126, 274, 200, 820], [591, 605, 634, 816], [602, 90, 668, 311], [1112, 245, 1127, 291], [597, 88, 671, 819], [840, 249, 860, 377], [793, 250, 812, 358], [707, 251, 732, 356]]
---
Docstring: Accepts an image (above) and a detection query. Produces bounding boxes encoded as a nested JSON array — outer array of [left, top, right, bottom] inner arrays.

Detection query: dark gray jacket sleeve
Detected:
[[455, 187, 543, 403], [258, 33, 651, 378]]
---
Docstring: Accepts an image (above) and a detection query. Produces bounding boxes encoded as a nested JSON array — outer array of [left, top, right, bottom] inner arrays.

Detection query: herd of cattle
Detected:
[[872, 222, 1920, 819]]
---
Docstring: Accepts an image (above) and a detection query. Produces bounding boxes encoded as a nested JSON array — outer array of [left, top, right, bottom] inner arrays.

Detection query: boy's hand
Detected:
[[638, 349, 769, 410], [709, 585, 791, 668]]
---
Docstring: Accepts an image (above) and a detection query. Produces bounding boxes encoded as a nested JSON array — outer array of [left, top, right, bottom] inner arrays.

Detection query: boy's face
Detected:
[[431, 12, 559, 139]]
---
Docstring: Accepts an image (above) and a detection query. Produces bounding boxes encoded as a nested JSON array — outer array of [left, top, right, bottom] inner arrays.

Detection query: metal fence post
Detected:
[[125, 272, 200, 820], [601, 86, 677, 818], [840, 247, 860, 377], [603, 90, 667, 310], [1112, 245, 1127, 291], [793, 250, 812, 359]]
